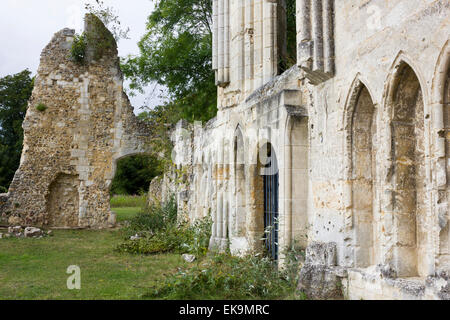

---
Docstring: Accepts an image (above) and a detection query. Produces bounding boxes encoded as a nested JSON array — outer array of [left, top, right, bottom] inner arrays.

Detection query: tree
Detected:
[[285, 0, 297, 70], [121, 0, 217, 124], [0, 70, 34, 192], [110, 154, 163, 195]]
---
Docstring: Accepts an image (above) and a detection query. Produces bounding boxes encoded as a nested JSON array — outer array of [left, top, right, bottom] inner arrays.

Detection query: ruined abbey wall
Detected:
[[0, 1, 448, 300], [0, 15, 153, 228], [169, 0, 450, 299]]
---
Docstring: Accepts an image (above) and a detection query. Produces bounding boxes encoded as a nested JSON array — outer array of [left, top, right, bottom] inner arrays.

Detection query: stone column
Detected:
[[263, 0, 278, 83], [284, 117, 293, 258], [217, 193, 223, 244], [297, 0, 312, 69], [311, 0, 324, 72], [236, 0, 245, 86], [222, 199, 229, 245], [218, 0, 224, 84], [212, 0, 218, 73], [323, 0, 335, 75], [224, 0, 230, 84], [244, 0, 254, 94], [253, 0, 264, 88], [297, 0, 335, 82]]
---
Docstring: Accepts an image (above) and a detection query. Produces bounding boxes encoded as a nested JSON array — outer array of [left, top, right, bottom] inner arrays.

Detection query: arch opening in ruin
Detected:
[[390, 62, 426, 277], [110, 154, 157, 197], [350, 85, 377, 268]]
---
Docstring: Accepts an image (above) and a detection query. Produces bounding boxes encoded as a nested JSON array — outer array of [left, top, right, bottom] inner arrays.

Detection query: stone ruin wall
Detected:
[[167, 0, 450, 299], [0, 0, 447, 300], [0, 15, 153, 228]]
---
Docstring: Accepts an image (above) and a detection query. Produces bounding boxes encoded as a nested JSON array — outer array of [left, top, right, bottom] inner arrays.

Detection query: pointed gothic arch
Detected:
[[347, 80, 377, 268], [388, 61, 426, 277]]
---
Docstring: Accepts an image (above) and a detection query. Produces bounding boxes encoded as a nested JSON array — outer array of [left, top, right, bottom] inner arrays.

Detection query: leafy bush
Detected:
[[70, 33, 87, 64], [122, 196, 177, 236], [35, 103, 47, 112], [110, 194, 147, 208], [116, 196, 212, 257], [145, 250, 304, 300]]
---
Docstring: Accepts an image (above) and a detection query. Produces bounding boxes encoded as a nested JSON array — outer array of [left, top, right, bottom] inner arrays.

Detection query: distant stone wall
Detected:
[[0, 15, 153, 228]]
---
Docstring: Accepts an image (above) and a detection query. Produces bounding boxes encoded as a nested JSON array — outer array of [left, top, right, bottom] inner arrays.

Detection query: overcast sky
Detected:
[[0, 0, 166, 114]]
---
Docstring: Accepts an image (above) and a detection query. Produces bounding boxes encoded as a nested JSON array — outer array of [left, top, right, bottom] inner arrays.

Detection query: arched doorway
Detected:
[[260, 143, 279, 260]]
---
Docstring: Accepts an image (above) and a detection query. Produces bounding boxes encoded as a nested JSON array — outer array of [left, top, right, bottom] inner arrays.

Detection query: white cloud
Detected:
[[0, 0, 166, 113]]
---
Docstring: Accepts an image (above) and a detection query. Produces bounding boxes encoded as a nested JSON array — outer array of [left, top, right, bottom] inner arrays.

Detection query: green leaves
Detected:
[[0, 70, 34, 191], [121, 0, 217, 125], [110, 154, 163, 196], [35, 103, 47, 112], [70, 33, 87, 64], [117, 196, 212, 257]]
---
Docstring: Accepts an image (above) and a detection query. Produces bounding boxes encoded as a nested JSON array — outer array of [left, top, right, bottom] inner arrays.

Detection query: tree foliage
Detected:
[[110, 154, 163, 195], [85, 0, 130, 42], [122, 0, 217, 123], [0, 70, 34, 192], [285, 0, 297, 70]]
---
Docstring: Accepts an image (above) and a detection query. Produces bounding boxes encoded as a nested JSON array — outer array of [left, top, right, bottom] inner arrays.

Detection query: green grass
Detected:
[[0, 207, 187, 300], [110, 195, 147, 208], [0, 206, 304, 300], [112, 207, 142, 222]]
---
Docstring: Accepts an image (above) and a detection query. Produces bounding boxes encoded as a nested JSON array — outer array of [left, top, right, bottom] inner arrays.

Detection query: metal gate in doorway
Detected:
[[263, 146, 279, 260]]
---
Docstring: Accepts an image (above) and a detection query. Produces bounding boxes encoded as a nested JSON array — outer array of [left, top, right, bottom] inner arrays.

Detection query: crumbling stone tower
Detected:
[[0, 15, 152, 228]]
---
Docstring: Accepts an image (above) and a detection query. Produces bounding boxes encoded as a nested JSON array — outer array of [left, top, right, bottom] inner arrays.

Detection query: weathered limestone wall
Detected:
[[313, 0, 449, 276], [0, 15, 153, 228], [171, 0, 450, 299]]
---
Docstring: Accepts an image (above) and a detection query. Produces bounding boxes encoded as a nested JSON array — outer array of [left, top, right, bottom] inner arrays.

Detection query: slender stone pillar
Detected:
[[323, 0, 335, 75], [223, 199, 229, 240], [297, 0, 312, 69], [311, 0, 324, 72], [253, 0, 264, 88], [244, 0, 254, 94], [217, 193, 223, 243], [224, 0, 230, 84], [237, 0, 245, 85], [263, 0, 277, 83], [218, 0, 224, 84], [212, 0, 218, 71]]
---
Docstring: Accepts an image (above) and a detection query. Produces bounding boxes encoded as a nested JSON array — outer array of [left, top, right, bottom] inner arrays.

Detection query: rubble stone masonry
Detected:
[[0, 15, 153, 228]]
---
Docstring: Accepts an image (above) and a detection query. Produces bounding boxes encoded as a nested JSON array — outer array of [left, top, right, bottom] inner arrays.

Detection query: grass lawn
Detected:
[[112, 207, 142, 222], [0, 207, 187, 300]]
